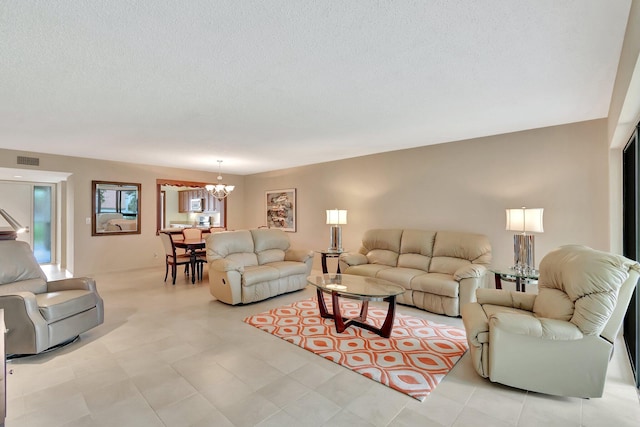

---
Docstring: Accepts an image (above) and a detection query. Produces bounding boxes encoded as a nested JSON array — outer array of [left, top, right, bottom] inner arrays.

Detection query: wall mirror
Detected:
[[92, 181, 141, 236]]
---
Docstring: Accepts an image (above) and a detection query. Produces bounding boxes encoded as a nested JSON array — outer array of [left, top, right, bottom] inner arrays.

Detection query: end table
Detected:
[[491, 268, 539, 292], [317, 250, 344, 274]]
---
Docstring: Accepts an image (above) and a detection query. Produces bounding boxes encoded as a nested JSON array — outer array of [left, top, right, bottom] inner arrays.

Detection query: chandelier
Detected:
[[205, 160, 235, 200]]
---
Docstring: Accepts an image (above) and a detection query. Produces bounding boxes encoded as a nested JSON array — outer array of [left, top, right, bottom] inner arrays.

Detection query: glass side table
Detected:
[[490, 268, 539, 292]]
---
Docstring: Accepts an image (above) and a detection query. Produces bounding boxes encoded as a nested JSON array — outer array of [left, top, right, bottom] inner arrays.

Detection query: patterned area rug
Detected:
[[244, 297, 468, 401]]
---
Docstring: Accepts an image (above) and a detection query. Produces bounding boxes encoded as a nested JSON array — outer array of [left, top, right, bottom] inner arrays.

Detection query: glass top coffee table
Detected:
[[307, 274, 405, 338]]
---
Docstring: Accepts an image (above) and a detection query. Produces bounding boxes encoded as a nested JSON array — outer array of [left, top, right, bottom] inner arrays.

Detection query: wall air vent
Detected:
[[17, 156, 40, 166]]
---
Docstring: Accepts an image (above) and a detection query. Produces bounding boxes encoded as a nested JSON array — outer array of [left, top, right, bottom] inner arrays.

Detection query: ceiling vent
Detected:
[[17, 156, 40, 166]]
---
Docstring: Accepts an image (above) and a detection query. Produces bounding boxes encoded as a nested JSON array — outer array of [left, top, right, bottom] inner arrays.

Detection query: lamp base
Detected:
[[328, 225, 343, 252], [513, 234, 535, 273]]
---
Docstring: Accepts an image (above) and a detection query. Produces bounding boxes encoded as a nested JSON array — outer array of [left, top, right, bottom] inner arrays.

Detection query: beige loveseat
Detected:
[[0, 240, 104, 355], [461, 245, 639, 398], [206, 229, 314, 305], [339, 229, 492, 316]]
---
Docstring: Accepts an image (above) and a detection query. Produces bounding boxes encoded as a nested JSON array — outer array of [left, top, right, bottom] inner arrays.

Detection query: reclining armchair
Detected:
[[0, 240, 104, 356], [461, 245, 639, 398]]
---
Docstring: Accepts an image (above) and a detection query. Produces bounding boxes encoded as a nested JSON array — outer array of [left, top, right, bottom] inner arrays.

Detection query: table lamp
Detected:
[[505, 207, 544, 273], [326, 209, 347, 252], [0, 208, 27, 240]]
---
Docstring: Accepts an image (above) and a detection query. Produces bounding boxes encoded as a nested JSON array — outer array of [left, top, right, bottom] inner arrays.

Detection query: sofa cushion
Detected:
[[242, 265, 279, 286], [361, 229, 403, 253], [377, 267, 425, 290], [207, 230, 254, 259], [410, 273, 459, 298], [432, 231, 492, 265], [251, 229, 290, 252], [35, 290, 98, 323], [535, 244, 635, 335], [268, 261, 309, 277], [366, 249, 399, 267], [397, 253, 431, 271], [343, 264, 391, 277], [226, 252, 259, 268], [257, 248, 285, 265], [400, 230, 436, 256], [429, 257, 471, 276]]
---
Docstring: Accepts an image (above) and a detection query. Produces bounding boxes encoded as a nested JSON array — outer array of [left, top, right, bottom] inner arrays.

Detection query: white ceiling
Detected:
[[0, 1, 632, 176]]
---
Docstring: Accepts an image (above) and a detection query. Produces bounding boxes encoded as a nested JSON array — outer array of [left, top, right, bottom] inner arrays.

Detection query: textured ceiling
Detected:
[[0, 1, 632, 175]]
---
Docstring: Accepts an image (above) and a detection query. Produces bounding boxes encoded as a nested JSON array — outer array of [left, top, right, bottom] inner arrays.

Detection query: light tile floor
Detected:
[[4, 267, 640, 426]]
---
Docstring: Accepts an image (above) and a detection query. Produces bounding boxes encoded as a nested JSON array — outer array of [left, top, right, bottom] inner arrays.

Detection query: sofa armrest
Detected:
[[285, 249, 314, 263], [454, 264, 487, 280], [47, 277, 97, 293], [491, 312, 583, 340], [476, 288, 536, 311], [339, 252, 368, 267], [211, 259, 243, 273]]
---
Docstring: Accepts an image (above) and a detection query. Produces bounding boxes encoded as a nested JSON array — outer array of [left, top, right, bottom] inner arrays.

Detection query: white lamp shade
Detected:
[[505, 208, 544, 233], [326, 209, 347, 225]]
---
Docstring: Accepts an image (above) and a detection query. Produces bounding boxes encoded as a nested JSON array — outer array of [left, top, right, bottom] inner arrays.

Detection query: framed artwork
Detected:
[[265, 188, 296, 232]]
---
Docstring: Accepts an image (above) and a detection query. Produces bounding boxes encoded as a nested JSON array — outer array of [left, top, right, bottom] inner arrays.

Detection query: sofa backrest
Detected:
[[430, 231, 492, 274], [398, 229, 436, 271], [534, 244, 640, 338], [0, 240, 47, 294], [357, 229, 491, 273], [359, 229, 403, 267], [206, 230, 258, 267], [250, 229, 290, 265]]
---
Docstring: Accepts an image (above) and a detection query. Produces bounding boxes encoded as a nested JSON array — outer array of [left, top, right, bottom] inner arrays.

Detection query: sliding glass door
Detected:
[[623, 126, 639, 388]]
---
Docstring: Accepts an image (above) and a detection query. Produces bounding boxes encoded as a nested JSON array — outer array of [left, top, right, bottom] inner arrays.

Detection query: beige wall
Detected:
[[0, 118, 614, 277], [244, 119, 610, 272], [0, 148, 245, 276]]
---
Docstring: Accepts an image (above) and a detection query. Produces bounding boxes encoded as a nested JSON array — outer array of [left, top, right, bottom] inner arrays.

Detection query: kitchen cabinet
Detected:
[[178, 189, 220, 213]]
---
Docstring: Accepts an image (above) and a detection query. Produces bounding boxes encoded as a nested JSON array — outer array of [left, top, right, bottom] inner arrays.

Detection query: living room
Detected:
[[1, 2, 639, 426]]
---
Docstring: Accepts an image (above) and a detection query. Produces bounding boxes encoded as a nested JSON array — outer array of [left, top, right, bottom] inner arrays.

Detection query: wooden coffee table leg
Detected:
[[379, 295, 397, 338], [357, 300, 369, 322], [316, 288, 332, 319], [331, 292, 348, 333]]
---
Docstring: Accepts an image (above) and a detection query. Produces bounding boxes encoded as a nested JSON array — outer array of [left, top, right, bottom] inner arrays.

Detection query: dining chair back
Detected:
[[182, 228, 203, 240], [160, 232, 191, 285]]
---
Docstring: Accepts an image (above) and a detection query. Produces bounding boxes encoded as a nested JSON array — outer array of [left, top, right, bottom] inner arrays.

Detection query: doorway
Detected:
[[0, 181, 55, 264]]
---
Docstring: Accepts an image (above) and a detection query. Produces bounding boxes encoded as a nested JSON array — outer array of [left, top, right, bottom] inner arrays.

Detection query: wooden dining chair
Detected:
[[159, 232, 191, 285], [181, 228, 208, 281]]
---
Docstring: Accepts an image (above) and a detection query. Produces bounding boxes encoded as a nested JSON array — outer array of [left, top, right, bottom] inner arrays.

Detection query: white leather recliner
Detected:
[[0, 240, 104, 356], [461, 245, 640, 398]]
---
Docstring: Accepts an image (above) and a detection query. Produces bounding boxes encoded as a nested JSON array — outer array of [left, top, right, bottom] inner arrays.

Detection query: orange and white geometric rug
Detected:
[[244, 297, 468, 401]]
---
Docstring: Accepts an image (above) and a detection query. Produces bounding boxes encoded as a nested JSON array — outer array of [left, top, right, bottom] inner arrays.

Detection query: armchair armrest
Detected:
[[454, 264, 487, 280], [491, 312, 583, 340], [339, 252, 367, 267], [461, 302, 490, 346], [47, 277, 97, 293], [285, 249, 314, 263], [211, 259, 243, 273], [476, 288, 536, 311], [0, 292, 49, 354]]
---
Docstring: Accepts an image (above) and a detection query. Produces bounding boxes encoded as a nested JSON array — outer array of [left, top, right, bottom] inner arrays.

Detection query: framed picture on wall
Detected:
[[265, 188, 296, 232]]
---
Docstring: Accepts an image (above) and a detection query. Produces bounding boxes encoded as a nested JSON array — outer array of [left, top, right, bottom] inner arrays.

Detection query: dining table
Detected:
[[174, 238, 206, 284]]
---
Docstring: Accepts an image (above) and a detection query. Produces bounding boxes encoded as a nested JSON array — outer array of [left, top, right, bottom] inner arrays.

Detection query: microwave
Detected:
[[190, 198, 202, 212]]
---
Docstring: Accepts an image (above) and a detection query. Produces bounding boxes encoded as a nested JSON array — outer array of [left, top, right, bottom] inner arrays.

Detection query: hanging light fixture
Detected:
[[205, 160, 235, 201]]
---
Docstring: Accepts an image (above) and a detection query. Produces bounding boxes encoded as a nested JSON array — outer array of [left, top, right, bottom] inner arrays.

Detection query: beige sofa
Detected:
[[461, 245, 640, 398], [0, 240, 104, 355], [206, 229, 314, 305], [338, 229, 492, 316]]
